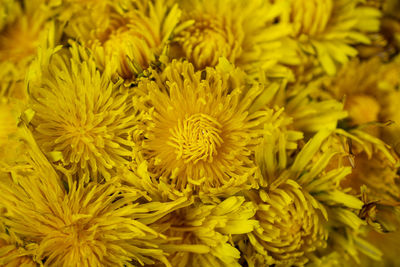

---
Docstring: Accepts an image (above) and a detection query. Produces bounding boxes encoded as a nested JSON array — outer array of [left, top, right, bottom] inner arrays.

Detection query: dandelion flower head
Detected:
[[287, 0, 381, 75], [245, 180, 327, 266], [29, 44, 139, 182], [157, 196, 258, 267], [134, 60, 271, 196], [171, 0, 298, 77], [63, 0, 184, 79]]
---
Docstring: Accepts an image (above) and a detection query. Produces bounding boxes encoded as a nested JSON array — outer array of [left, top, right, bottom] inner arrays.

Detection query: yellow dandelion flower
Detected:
[[286, 0, 381, 75], [171, 0, 298, 78], [29, 44, 139, 182], [1, 126, 195, 266], [323, 58, 399, 120], [320, 57, 400, 159], [255, 126, 379, 263], [156, 196, 258, 267], [134, 60, 272, 196], [0, 0, 56, 65], [242, 120, 327, 266], [287, 67, 397, 164], [244, 180, 327, 266], [0, 168, 175, 266], [64, 0, 184, 79], [0, 0, 58, 99], [324, 58, 386, 136], [0, 127, 60, 265], [294, 131, 387, 263]]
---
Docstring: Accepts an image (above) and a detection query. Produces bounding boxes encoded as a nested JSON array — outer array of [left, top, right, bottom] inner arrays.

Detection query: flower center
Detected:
[[169, 113, 223, 164]]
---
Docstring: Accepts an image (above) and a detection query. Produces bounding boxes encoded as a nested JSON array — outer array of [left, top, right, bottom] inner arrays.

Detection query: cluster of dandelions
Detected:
[[1, 0, 400, 266]]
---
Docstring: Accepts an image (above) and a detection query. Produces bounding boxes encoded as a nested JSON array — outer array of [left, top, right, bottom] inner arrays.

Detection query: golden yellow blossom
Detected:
[[293, 131, 363, 210], [323, 58, 399, 106], [244, 180, 327, 266], [155, 196, 258, 267], [29, 44, 139, 182], [325, 58, 386, 131], [300, 131, 385, 263], [0, 151, 176, 266], [134, 60, 271, 196], [321, 57, 400, 158], [254, 127, 380, 263], [342, 154, 399, 210], [0, 0, 57, 84], [64, 0, 184, 79], [286, 0, 381, 75], [171, 0, 298, 78], [0, 0, 60, 101]]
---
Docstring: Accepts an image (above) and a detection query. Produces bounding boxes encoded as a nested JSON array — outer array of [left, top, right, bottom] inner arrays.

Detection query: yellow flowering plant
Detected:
[[0, 0, 400, 266]]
